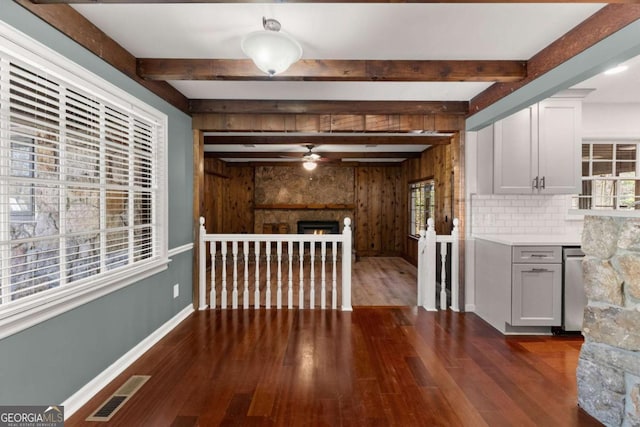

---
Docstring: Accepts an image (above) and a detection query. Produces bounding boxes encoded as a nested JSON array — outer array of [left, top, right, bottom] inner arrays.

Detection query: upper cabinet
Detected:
[[477, 95, 582, 195]]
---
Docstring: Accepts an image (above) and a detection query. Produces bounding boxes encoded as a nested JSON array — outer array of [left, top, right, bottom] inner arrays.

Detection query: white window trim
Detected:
[[0, 21, 169, 339]]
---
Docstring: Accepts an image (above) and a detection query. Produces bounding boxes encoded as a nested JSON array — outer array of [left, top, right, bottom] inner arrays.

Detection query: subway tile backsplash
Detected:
[[470, 194, 583, 236]]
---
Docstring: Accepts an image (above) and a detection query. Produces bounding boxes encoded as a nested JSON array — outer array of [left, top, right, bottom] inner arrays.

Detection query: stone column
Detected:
[[578, 215, 640, 426]]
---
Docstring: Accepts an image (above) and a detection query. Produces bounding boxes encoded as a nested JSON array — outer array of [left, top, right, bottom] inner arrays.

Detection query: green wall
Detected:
[[0, 2, 194, 405]]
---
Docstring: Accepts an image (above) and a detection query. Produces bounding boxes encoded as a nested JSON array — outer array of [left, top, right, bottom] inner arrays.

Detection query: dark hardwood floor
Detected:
[[67, 308, 601, 426]]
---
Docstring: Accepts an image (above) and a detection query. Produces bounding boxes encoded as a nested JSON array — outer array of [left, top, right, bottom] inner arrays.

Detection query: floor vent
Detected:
[[86, 375, 150, 422]]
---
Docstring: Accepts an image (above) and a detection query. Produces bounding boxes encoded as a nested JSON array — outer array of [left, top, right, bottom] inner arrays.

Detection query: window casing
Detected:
[[0, 22, 168, 337], [409, 179, 435, 236], [575, 142, 640, 210]]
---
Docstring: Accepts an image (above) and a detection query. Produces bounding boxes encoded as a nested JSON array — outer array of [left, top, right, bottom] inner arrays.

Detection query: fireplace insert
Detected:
[[297, 220, 340, 235]]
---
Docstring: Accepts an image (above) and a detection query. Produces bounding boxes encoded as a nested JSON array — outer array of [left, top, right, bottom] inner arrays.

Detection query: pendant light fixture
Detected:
[[301, 144, 320, 171], [241, 17, 302, 76], [303, 160, 318, 171]]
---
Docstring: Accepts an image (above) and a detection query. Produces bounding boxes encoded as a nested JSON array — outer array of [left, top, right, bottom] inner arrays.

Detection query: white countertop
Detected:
[[472, 233, 582, 246]]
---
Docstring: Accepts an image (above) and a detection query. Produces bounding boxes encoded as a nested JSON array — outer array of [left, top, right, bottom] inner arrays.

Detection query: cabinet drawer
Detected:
[[512, 246, 561, 263]]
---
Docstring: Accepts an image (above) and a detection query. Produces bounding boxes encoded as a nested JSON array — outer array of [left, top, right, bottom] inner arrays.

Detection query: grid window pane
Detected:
[[409, 180, 435, 236], [580, 142, 640, 211], [1, 47, 164, 307]]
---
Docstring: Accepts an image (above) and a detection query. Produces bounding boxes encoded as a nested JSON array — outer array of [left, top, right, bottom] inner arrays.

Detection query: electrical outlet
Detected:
[[173, 283, 179, 299]]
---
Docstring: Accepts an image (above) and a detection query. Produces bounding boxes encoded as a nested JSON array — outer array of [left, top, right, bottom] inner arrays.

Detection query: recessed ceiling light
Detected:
[[604, 64, 628, 75]]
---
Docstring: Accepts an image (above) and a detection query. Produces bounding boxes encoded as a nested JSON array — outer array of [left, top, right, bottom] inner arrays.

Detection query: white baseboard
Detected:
[[465, 304, 476, 312], [62, 304, 194, 419]]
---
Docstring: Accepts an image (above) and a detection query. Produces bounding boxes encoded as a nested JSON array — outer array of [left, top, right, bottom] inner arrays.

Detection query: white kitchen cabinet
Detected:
[[478, 96, 582, 195], [475, 239, 562, 333], [511, 263, 562, 326]]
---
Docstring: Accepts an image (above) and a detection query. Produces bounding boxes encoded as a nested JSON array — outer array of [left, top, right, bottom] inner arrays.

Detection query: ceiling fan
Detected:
[[302, 144, 322, 162], [301, 144, 322, 170]]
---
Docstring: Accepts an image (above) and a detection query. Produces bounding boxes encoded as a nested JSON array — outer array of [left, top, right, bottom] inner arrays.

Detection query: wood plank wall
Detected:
[[195, 112, 465, 271], [203, 159, 404, 257], [355, 165, 404, 257], [203, 157, 254, 234]]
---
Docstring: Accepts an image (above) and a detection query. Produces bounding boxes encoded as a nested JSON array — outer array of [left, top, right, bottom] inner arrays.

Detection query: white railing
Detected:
[[417, 218, 460, 312], [198, 217, 352, 311]]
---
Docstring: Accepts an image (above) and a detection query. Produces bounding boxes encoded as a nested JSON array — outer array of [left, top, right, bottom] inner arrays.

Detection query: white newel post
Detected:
[[424, 218, 437, 311], [450, 219, 460, 312], [417, 229, 426, 309], [341, 217, 353, 311], [198, 217, 207, 310]]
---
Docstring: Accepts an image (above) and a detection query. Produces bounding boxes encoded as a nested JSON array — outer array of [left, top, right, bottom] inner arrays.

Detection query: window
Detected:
[[409, 179, 435, 236], [0, 23, 168, 336], [575, 142, 640, 210]]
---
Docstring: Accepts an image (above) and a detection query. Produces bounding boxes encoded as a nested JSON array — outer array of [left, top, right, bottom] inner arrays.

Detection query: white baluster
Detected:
[[288, 241, 293, 309], [321, 241, 326, 310], [299, 240, 305, 309], [265, 241, 272, 309], [425, 218, 437, 311], [276, 241, 282, 310], [332, 241, 337, 310], [198, 217, 207, 310], [221, 241, 228, 309], [210, 241, 217, 309], [341, 217, 352, 311], [440, 241, 448, 310], [450, 218, 460, 312], [232, 240, 239, 309], [243, 241, 249, 309], [417, 229, 426, 310], [310, 240, 316, 309], [254, 241, 261, 309]]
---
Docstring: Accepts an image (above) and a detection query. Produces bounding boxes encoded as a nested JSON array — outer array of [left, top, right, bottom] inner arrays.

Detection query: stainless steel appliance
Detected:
[[561, 247, 587, 332]]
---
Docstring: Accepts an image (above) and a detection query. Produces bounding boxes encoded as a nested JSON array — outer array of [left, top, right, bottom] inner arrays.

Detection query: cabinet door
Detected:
[[537, 99, 581, 194], [511, 263, 561, 326], [493, 105, 538, 194]]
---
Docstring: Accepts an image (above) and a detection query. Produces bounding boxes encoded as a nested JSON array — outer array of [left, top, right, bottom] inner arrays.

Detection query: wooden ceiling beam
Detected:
[[204, 151, 422, 159], [138, 59, 526, 82], [470, 4, 640, 115], [190, 100, 469, 115], [203, 135, 451, 145]]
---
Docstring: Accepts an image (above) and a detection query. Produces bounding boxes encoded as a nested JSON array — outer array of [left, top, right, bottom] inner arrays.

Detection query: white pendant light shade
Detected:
[[241, 18, 302, 76], [303, 160, 317, 171]]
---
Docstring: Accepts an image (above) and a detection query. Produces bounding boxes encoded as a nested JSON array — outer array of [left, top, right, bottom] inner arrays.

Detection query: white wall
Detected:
[[583, 103, 640, 139]]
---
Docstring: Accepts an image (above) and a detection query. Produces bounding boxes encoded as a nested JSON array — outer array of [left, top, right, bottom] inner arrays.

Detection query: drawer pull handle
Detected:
[[529, 254, 547, 258], [527, 268, 549, 273]]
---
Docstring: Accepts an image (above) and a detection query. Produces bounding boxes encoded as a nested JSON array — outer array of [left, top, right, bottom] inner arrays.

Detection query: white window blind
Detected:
[[0, 29, 167, 323]]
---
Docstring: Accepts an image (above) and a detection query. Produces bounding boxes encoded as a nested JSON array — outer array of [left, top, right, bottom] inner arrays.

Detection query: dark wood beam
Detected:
[[190, 100, 469, 115], [138, 59, 526, 82], [204, 134, 450, 145], [15, 0, 189, 113], [204, 151, 422, 159], [470, 4, 640, 115]]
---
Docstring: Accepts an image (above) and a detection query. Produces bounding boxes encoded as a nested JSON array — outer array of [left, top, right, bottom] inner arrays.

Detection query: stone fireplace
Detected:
[[577, 215, 640, 426], [253, 165, 355, 235]]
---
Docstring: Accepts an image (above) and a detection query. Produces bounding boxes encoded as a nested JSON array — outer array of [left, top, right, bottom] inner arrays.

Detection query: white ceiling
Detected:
[[69, 3, 638, 163], [72, 3, 605, 102]]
